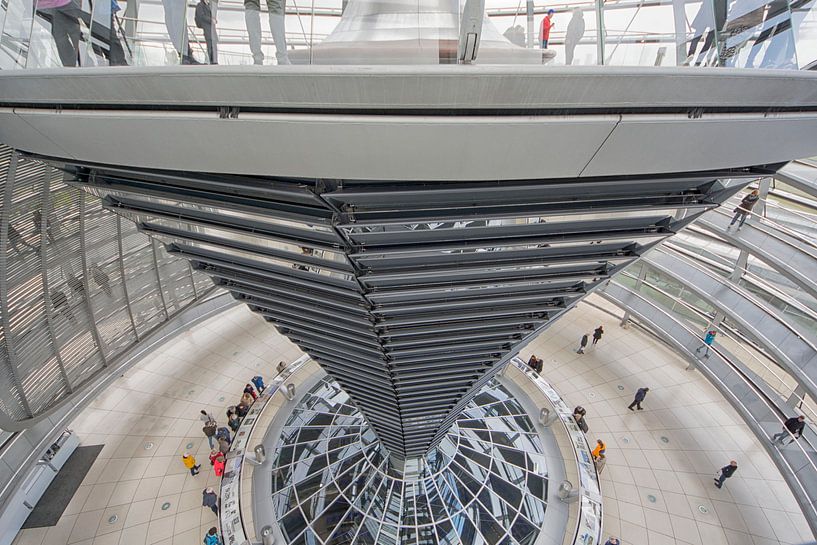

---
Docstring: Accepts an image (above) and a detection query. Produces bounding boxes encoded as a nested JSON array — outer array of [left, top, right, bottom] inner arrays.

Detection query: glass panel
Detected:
[[0, 0, 37, 67]]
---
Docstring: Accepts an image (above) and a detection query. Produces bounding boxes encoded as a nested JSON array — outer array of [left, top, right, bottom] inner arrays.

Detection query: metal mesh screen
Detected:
[[0, 146, 213, 429]]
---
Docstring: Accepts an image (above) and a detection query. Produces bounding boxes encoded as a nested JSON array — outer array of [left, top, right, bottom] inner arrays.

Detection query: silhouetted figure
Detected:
[[51, 289, 76, 323], [90, 264, 113, 297], [564, 8, 585, 65], [7, 224, 37, 255]]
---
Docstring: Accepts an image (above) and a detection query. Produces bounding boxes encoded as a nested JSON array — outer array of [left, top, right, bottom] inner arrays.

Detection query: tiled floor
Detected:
[[11, 304, 302, 545], [522, 295, 813, 545], [11, 297, 815, 545]]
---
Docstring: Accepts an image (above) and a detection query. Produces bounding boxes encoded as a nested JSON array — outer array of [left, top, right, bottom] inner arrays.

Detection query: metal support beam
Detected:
[[78, 190, 109, 366], [39, 165, 73, 394], [0, 153, 33, 418]]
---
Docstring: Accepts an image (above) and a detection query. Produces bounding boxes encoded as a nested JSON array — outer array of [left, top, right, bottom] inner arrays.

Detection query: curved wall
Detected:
[[0, 144, 214, 431]]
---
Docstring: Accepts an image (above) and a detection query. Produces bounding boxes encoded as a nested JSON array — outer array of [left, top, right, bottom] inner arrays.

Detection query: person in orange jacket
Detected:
[[182, 453, 201, 475], [591, 439, 606, 460]]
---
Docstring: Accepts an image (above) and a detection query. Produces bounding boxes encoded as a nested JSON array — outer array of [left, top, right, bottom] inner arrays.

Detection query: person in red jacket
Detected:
[[213, 453, 226, 477], [540, 9, 555, 48]]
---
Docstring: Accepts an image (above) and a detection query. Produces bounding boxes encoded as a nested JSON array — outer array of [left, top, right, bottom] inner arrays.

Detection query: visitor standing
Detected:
[[540, 9, 555, 48], [203, 419, 217, 449]]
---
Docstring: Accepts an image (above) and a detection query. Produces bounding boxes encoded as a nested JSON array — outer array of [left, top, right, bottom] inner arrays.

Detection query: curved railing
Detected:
[[219, 352, 603, 545], [600, 281, 817, 537], [218, 354, 310, 545], [508, 356, 603, 545]]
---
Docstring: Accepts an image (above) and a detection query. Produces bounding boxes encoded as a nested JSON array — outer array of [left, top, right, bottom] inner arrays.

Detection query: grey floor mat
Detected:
[[21, 444, 104, 528]]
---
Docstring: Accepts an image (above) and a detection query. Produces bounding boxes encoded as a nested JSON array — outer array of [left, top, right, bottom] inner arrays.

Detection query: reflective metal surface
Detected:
[[271, 377, 548, 545]]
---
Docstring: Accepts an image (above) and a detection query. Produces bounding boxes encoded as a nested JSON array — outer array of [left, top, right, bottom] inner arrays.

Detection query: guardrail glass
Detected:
[[1, 0, 815, 68]]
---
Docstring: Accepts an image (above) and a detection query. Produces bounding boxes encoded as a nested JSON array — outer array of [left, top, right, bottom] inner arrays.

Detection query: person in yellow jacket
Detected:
[[182, 453, 201, 476], [591, 439, 606, 460]]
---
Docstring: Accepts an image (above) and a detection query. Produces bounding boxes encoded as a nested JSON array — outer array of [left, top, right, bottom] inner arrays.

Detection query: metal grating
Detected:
[[0, 145, 213, 430]]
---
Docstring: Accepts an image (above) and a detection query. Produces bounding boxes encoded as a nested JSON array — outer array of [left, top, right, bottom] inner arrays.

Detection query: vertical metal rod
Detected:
[[0, 153, 34, 418], [78, 189, 109, 366], [595, 0, 604, 64], [151, 239, 170, 319], [116, 216, 140, 341], [39, 165, 73, 393], [526, 0, 534, 48], [188, 261, 199, 300]]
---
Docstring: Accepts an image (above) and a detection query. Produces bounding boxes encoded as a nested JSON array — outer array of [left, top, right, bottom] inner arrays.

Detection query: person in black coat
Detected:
[[714, 460, 737, 488], [592, 325, 604, 345], [772, 415, 806, 445], [194, 0, 218, 64], [576, 334, 589, 354], [729, 189, 760, 229], [627, 387, 649, 411]]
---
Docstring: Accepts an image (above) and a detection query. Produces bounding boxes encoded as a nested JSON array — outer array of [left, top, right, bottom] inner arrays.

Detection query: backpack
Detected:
[[203, 534, 220, 545], [203, 421, 217, 437]]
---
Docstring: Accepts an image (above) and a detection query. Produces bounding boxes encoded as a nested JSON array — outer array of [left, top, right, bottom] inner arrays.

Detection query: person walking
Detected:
[[251, 375, 265, 393], [90, 264, 113, 297], [202, 488, 219, 516], [532, 357, 543, 373], [200, 409, 215, 422], [591, 439, 606, 460], [714, 460, 738, 488], [204, 527, 222, 545], [203, 419, 217, 449], [592, 325, 604, 345], [576, 333, 589, 354], [540, 9, 555, 49], [728, 189, 760, 230], [182, 453, 201, 476], [244, 383, 258, 400], [695, 329, 717, 358], [240, 391, 254, 406], [51, 289, 75, 323], [627, 387, 649, 411], [604, 537, 620, 545], [772, 415, 806, 445]]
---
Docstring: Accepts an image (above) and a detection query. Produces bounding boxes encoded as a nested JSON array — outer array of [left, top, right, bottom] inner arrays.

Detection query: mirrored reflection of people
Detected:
[[503, 25, 526, 47], [51, 289, 76, 323], [195, 0, 218, 64], [244, 0, 290, 65], [36, 0, 84, 66], [90, 264, 113, 297], [162, 0, 200, 64], [32, 210, 57, 244], [564, 7, 584, 65], [540, 9, 555, 49], [7, 223, 38, 255]]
